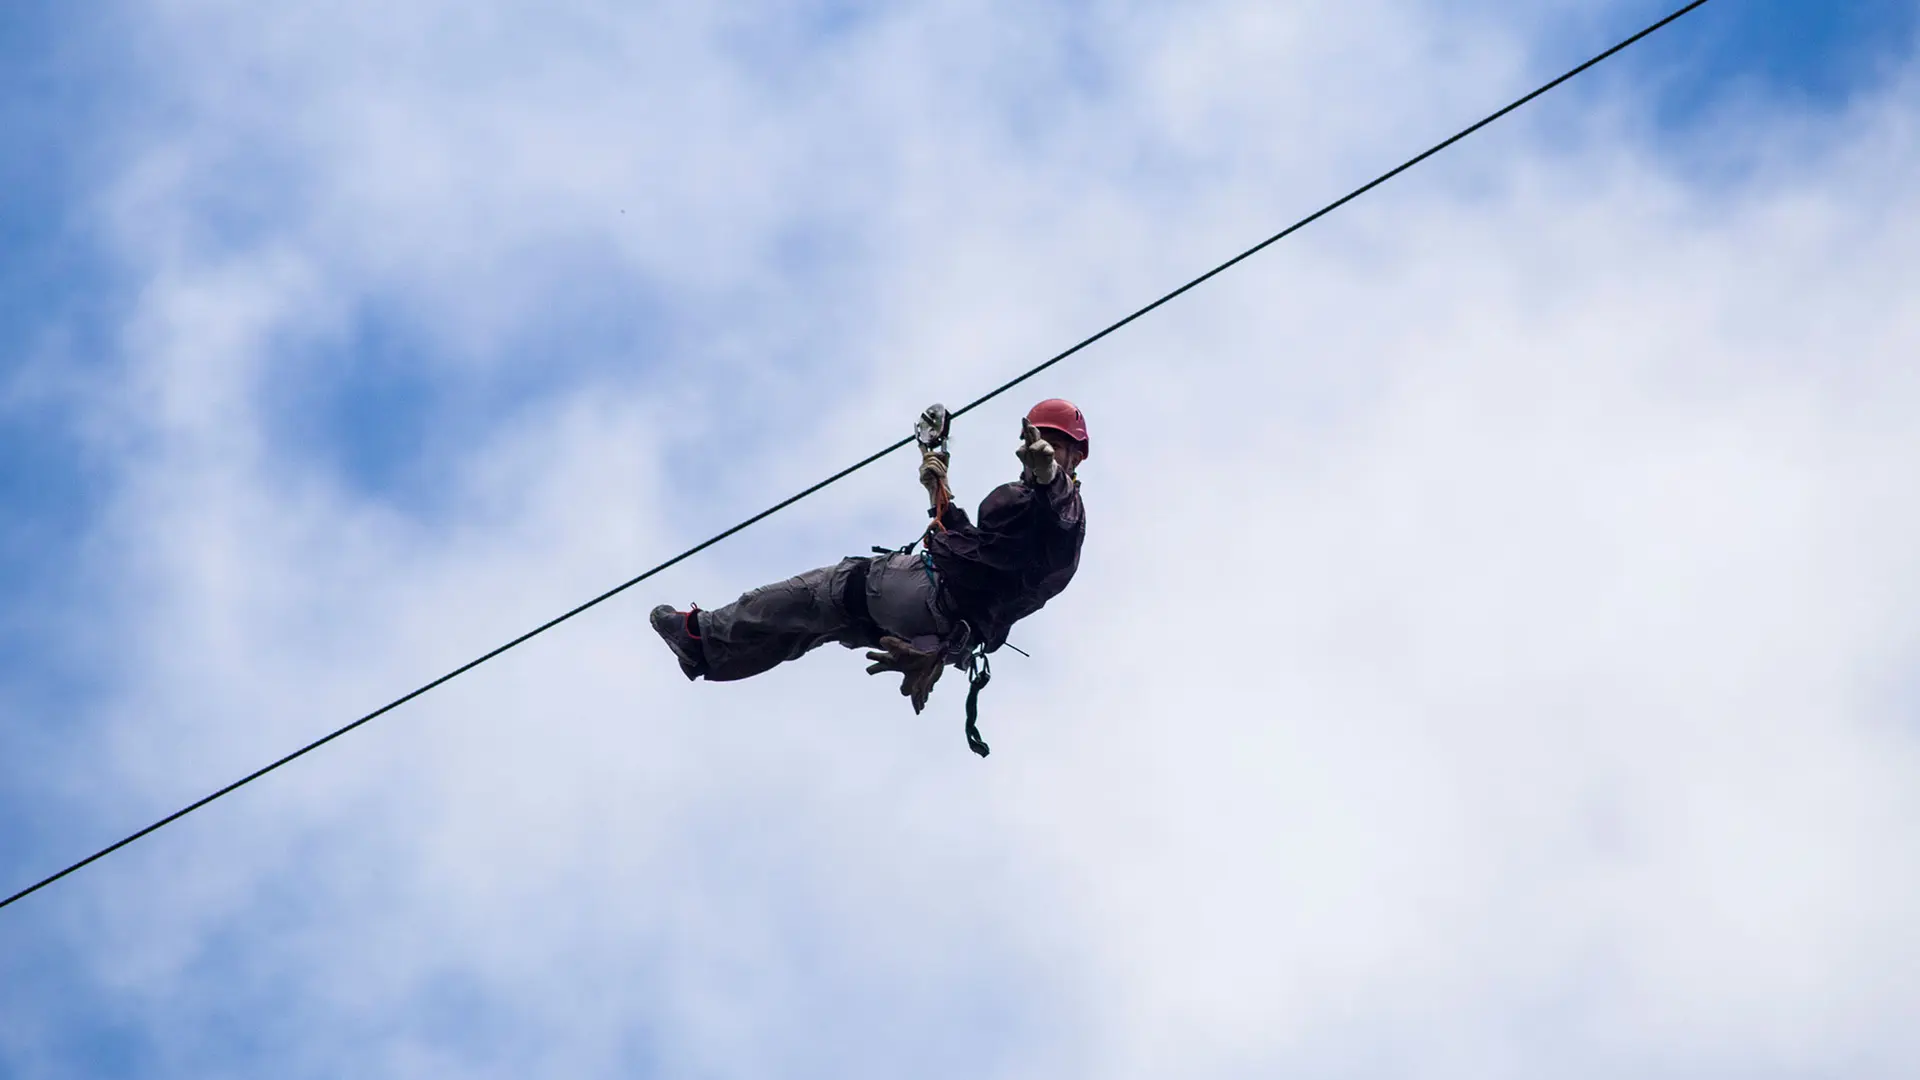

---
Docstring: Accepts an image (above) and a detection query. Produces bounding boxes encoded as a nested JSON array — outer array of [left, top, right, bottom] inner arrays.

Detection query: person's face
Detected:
[[1040, 428, 1086, 474]]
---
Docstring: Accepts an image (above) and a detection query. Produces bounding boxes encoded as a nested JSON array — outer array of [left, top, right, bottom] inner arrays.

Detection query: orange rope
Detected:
[[930, 482, 951, 533]]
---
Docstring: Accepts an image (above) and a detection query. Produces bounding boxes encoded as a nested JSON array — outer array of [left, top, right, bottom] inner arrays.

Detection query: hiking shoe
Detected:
[[650, 604, 708, 681]]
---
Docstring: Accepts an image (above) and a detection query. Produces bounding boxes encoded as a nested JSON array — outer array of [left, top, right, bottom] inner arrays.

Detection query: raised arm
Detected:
[[947, 422, 1078, 540], [915, 403, 958, 526]]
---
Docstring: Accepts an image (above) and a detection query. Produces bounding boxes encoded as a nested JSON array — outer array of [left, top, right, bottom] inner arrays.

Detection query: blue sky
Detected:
[[0, 0, 1892, 729], [1627, 0, 1917, 114], [1, 0, 1889, 534], [0, 2, 109, 657], [13, 0, 1904, 531], [0, 0, 121, 964], [5, 2, 1920, 1078]]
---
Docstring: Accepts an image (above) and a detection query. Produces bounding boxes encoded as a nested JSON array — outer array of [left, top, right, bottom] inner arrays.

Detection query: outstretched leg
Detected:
[[651, 552, 953, 684], [655, 559, 864, 682]]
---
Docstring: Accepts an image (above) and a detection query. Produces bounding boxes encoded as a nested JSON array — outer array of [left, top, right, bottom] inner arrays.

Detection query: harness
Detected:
[[838, 402, 1001, 758], [851, 541, 993, 759], [914, 402, 991, 756]]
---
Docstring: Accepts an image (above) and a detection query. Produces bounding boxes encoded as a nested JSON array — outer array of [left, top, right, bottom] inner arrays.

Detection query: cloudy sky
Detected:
[[4, 1, 1920, 1076]]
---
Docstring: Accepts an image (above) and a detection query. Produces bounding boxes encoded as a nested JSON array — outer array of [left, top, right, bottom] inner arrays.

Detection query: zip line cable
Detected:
[[0, 0, 1715, 914]]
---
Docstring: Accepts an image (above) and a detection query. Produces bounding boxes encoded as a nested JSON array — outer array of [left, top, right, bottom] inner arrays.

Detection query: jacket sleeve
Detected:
[[1035, 470, 1083, 527], [977, 471, 1081, 532]]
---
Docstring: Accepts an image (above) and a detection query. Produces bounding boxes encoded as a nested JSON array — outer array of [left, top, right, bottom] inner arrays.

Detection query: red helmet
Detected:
[[1026, 398, 1089, 457]]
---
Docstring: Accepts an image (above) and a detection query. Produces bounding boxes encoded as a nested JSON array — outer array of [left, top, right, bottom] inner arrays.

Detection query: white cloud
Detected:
[[7, 1, 1920, 1077]]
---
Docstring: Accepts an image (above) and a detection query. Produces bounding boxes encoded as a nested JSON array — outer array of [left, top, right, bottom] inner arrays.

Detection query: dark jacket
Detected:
[[925, 470, 1085, 654]]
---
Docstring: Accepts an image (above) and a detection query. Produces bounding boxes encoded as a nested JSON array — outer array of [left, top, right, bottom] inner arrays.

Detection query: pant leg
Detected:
[[695, 559, 862, 682]]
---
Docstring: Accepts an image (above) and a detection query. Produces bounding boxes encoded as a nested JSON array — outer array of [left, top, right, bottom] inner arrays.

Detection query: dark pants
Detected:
[[695, 553, 950, 682]]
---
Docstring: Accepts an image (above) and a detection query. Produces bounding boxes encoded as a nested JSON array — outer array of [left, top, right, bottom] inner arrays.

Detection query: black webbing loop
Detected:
[[963, 646, 992, 758]]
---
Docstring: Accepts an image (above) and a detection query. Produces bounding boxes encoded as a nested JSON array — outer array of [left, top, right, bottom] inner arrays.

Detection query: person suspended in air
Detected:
[[649, 398, 1089, 754]]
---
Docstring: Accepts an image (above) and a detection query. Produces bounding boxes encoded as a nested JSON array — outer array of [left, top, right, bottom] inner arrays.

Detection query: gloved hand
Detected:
[[1016, 419, 1058, 485], [919, 449, 949, 492], [865, 635, 945, 714]]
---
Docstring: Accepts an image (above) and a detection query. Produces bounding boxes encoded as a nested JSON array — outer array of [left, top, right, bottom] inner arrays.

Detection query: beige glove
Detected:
[[1016, 419, 1058, 485], [865, 636, 945, 714], [919, 450, 949, 492]]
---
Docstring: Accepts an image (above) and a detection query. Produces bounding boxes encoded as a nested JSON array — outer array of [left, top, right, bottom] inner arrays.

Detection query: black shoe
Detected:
[[650, 604, 708, 681]]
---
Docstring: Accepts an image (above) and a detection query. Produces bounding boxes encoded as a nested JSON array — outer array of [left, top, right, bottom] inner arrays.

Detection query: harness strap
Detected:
[[841, 555, 883, 646]]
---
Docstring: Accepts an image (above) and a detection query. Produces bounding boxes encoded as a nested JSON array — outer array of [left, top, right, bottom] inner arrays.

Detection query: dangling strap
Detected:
[[841, 555, 883, 645], [963, 645, 991, 758]]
